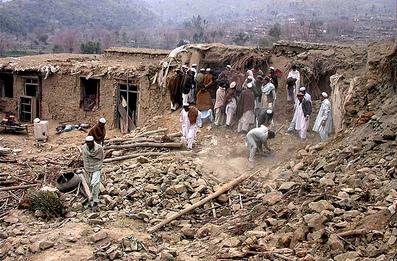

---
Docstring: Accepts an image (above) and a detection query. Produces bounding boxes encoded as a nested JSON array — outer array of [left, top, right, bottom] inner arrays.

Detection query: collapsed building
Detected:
[[0, 48, 169, 132], [0, 41, 382, 136], [1, 40, 397, 260]]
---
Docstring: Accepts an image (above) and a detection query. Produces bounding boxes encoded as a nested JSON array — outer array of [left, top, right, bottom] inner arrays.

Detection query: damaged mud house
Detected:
[[1, 39, 397, 261], [0, 48, 170, 132]]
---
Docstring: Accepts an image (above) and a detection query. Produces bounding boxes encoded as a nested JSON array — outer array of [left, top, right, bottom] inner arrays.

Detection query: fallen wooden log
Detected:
[[147, 169, 262, 233], [105, 142, 182, 150], [0, 159, 17, 163], [135, 128, 168, 138], [0, 184, 37, 191], [103, 152, 167, 163], [336, 229, 382, 237]]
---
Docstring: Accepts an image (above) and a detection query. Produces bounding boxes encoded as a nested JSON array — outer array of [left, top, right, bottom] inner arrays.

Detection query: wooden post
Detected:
[[147, 169, 262, 233], [126, 72, 129, 133]]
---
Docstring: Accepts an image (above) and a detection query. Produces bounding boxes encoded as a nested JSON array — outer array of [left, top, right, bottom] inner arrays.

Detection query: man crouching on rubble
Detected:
[[245, 125, 275, 164], [83, 136, 104, 211]]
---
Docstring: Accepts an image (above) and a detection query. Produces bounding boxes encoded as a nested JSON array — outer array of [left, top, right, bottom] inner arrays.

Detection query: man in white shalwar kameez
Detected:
[[287, 87, 310, 132], [245, 125, 275, 162], [294, 92, 312, 140], [287, 65, 301, 98], [313, 92, 332, 141], [186, 106, 201, 150], [180, 103, 190, 138], [83, 136, 104, 211]]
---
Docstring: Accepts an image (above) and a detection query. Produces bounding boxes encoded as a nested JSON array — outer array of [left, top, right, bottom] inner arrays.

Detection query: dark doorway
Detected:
[[81, 78, 100, 111], [117, 83, 138, 133], [0, 74, 13, 98]]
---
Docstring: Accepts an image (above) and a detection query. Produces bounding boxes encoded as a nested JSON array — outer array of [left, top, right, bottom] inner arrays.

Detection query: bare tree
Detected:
[[62, 30, 79, 53]]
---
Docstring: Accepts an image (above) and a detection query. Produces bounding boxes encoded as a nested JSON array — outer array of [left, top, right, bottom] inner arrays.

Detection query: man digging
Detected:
[[245, 125, 275, 167], [82, 135, 104, 211]]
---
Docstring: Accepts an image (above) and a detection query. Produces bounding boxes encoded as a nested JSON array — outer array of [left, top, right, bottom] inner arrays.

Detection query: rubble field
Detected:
[[1, 41, 397, 261]]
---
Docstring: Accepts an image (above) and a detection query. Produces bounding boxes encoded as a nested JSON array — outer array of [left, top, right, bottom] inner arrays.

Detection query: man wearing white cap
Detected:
[[237, 82, 256, 133], [261, 76, 276, 109], [196, 68, 205, 90], [83, 135, 104, 211], [224, 81, 238, 129], [287, 65, 301, 99], [88, 118, 106, 145], [202, 68, 212, 86], [269, 66, 278, 90], [246, 125, 275, 162], [287, 87, 311, 132], [256, 108, 274, 130], [214, 82, 227, 126], [299, 87, 311, 102], [218, 65, 232, 83], [313, 92, 332, 141], [294, 92, 312, 140], [189, 64, 198, 104], [180, 103, 190, 138]]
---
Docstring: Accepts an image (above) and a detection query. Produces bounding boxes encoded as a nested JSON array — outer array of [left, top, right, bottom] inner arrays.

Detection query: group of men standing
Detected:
[[285, 66, 333, 142], [175, 63, 333, 160], [173, 63, 282, 150]]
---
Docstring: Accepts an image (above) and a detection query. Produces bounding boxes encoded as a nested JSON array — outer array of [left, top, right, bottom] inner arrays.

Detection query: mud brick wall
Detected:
[[40, 74, 117, 127], [137, 76, 169, 127]]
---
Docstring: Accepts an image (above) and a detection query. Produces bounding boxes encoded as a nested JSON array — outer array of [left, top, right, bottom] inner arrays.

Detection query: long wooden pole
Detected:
[[147, 169, 262, 233], [103, 152, 166, 163], [135, 128, 168, 138], [105, 142, 182, 150], [0, 184, 37, 191]]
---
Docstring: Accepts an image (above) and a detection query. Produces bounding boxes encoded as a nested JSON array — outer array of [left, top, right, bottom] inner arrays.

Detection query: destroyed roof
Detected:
[[274, 40, 365, 50], [0, 51, 165, 78], [105, 47, 170, 56]]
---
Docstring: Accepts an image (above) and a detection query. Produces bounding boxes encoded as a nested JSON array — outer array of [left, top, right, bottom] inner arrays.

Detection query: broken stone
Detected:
[[90, 231, 108, 242], [328, 234, 344, 251], [293, 162, 305, 172], [181, 226, 197, 239], [263, 191, 283, 205], [196, 223, 221, 238], [29, 242, 40, 253], [39, 241, 54, 250], [4, 216, 19, 224], [222, 237, 241, 247], [304, 213, 327, 231], [324, 161, 338, 172], [278, 182, 296, 192], [137, 156, 150, 163], [309, 200, 335, 213], [174, 184, 187, 194], [334, 251, 359, 261], [319, 177, 335, 186], [382, 129, 396, 140], [216, 194, 229, 203]]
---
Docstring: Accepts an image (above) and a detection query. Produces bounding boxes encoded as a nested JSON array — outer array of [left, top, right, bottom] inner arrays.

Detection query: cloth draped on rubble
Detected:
[[82, 95, 96, 111], [313, 98, 332, 141]]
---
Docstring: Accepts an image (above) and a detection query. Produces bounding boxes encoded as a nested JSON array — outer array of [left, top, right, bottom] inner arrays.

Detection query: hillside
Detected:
[[0, 0, 159, 34]]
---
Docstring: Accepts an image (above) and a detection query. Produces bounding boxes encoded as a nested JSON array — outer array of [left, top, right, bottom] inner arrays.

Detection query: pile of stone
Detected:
[[163, 123, 397, 261]]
